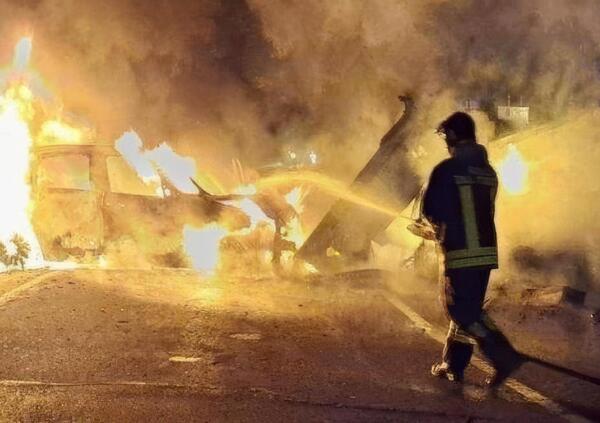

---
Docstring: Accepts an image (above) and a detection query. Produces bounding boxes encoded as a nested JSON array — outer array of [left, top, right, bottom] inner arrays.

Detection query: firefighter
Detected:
[[420, 112, 522, 387]]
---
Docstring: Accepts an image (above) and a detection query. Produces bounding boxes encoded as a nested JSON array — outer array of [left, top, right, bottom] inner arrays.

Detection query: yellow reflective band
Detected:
[[457, 184, 479, 249], [451, 332, 477, 345], [445, 255, 498, 269], [474, 176, 497, 186], [454, 175, 474, 185], [448, 321, 477, 345], [446, 247, 498, 260]]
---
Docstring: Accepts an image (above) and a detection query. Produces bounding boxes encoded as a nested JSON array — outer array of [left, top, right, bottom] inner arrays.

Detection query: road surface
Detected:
[[0, 268, 597, 422]]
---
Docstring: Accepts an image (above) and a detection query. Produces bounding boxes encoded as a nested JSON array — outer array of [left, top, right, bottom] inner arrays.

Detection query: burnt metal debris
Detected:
[[296, 96, 421, 270]]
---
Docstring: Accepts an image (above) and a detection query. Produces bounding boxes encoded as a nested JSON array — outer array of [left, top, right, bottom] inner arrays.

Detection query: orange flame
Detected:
[[183, 224, 228, 274], [0, 84, 43, 267], [498, 144, 529, 195]]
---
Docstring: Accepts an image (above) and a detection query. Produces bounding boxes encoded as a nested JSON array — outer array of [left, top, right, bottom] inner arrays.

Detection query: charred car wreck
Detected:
[[31, 143, 248, 266]]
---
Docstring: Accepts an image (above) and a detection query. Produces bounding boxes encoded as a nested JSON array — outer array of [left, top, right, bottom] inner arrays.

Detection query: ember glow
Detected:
[[183, 224, 228, 274], [179, 183, 311, 274], [39, 120, 83, 145], [498, 144, 529, 195], [282, 187, 307, 248]]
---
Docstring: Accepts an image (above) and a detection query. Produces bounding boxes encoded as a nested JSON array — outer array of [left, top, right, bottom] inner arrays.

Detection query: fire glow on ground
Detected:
[[0, 2, 598, 422]]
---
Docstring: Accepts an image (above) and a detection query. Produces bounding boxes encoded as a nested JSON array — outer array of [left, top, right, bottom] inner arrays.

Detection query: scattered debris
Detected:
[[297, 96, 420, 270], [520, 286, 585, 307], [169, 356, 202, 363], [229, 333, 262, 341]]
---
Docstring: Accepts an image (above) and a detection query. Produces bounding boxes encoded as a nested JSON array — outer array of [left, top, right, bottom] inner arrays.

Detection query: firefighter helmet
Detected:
[[437, 112, 476, 146]]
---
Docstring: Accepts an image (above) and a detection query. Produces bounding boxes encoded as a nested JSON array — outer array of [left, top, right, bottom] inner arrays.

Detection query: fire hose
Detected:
[[191, 177, 600, 386]]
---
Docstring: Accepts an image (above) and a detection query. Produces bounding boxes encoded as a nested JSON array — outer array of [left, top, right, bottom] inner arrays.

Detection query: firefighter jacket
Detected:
[[422, 143, 498, 271]]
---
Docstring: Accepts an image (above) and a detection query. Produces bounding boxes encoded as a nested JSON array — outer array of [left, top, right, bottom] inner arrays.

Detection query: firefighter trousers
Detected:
[[441, 267, 519, 376]]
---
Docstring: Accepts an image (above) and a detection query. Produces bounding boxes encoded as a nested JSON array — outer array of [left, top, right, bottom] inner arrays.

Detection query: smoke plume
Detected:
[[0, 0, 597, 186], [1, 0, 600, 281]]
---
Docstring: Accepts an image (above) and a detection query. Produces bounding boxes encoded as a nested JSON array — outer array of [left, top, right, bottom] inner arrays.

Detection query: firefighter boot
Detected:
[[485, 354, 524, 388], [431, 362, 464, 383]]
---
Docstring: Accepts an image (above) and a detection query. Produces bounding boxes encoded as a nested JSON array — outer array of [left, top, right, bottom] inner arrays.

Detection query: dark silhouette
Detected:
[[419, 112, 521, 386]]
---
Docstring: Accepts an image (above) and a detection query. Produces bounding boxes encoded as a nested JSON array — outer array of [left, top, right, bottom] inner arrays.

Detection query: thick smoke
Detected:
[[432, 0, 600, 119], [0, 0, 598, 187], [0, 0, 598, 282], [489, 111, 600, 291]]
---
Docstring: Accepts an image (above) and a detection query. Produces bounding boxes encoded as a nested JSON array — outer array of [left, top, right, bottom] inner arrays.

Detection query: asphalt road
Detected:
[[0, 268, 595, 422]]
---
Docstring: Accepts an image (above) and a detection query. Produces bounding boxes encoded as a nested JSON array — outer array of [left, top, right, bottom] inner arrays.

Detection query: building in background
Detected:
[[497, 95, 529, 129], [462, 98, 482, 112]]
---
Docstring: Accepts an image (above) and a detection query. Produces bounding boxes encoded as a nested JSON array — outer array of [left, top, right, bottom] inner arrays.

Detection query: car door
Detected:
[[31, 152, 104, 261]]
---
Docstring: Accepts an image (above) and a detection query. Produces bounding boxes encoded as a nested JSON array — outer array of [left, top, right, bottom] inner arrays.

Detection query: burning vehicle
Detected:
[[0, 37, 308, 272], [0, 32, 591, 291], [27, 129, 310, 272], [30, 142, 249, 266], [0, 3, 599, 419]]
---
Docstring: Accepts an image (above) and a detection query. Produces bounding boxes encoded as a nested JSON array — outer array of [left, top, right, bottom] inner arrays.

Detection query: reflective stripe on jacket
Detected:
[[422, 143, 498, 271]]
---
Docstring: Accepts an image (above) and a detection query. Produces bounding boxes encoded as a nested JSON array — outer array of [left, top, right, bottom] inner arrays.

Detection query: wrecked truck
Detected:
[[30, 143, 248, 265]]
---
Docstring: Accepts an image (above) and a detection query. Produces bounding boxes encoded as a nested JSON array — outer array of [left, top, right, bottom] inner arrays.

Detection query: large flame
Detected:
[[182, 184, 310, 275], [282, 187, 306, 248], [498, 144, 529, 195], [0, 84, 43, 266], [0, 37, 103, 270], [234, 197, 272, 228], [38, 120, 83, 145], [115, 130, 200, 195], [183, 224, 228, 274], [284, 187, 305, 214]]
